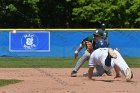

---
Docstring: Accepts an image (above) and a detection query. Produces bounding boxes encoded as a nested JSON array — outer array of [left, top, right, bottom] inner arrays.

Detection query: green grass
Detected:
[[0, 57, 78, 68], [0, 79, 22, 87], [124, 57, 140, 68], [0, 57, 139, 68]]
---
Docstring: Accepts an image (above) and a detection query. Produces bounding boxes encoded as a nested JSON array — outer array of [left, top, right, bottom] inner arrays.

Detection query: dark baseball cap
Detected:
[[94, 29, 104, 36]]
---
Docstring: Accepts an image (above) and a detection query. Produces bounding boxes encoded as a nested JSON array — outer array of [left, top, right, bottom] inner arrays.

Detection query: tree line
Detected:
[[0, 0, 140, 28]]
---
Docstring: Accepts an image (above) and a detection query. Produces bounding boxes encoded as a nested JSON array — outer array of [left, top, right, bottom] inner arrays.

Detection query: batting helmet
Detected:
[[94, 29, 104, 36], [95, 38, 107, 48]]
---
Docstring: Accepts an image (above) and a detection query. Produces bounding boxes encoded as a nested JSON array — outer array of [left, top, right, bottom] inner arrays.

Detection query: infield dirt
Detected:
[[0, 68, 139, 93]]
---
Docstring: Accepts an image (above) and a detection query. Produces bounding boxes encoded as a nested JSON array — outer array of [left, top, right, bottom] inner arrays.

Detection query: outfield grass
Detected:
[[124, 57, 140, 68], [0, 57, 139, 68], [0, 79, 22, 87]]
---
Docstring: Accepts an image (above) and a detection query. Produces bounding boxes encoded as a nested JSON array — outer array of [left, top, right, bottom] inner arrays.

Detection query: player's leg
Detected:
[[98, 48, 114, 76], [114, 50, 133, 81], [93, 65, 108, 76], [83, 65, 108, 77], [71, 50, 90, 77], [84, 49, 112, 77], [114, 64, 121, 78]]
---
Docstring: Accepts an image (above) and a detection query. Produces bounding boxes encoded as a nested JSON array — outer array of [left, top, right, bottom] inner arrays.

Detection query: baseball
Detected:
[[83, 72, 88, 77], [12, 30, 16, 34]]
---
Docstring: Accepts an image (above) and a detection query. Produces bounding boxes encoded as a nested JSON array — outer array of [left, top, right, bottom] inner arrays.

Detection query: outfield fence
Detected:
[[0, 29, 140, 57]]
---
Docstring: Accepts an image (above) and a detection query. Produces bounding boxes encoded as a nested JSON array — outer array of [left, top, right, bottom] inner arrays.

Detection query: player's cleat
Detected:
[[126, 68, 133, 82], [108, 48, 117, 58], [71, 71, 77, 77]]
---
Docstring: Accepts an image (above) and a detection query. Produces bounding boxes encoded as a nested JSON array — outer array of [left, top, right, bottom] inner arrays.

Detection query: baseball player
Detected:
[[101, 23, 109, 46], [88, 38, 133, 81], [101, 23, 106, 31], [71, 29, 109, 77]]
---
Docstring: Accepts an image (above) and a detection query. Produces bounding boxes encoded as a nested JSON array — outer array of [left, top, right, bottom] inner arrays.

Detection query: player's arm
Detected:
[[74, 45, 83, 59], [88, 67, 94, 79], [88, 52, 95, 79], [74, 37, 88, 59]]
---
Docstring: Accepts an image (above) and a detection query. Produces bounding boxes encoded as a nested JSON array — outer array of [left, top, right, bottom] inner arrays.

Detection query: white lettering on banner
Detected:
[[22, 33, 37, 50]]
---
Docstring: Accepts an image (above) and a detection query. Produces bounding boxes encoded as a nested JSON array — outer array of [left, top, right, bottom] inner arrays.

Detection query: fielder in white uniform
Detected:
[[88, 39, 133, 81]]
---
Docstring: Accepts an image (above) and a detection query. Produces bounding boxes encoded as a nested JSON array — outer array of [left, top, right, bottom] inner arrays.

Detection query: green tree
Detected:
[[0, 0, 41, 28], [71, 0, 140, 28], [39, 0, 73, 28], [0, 0, 140, 28]]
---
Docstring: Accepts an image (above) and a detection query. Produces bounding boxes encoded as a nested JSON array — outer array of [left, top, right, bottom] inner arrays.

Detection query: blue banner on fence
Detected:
[[9, 31, 50, 52]]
